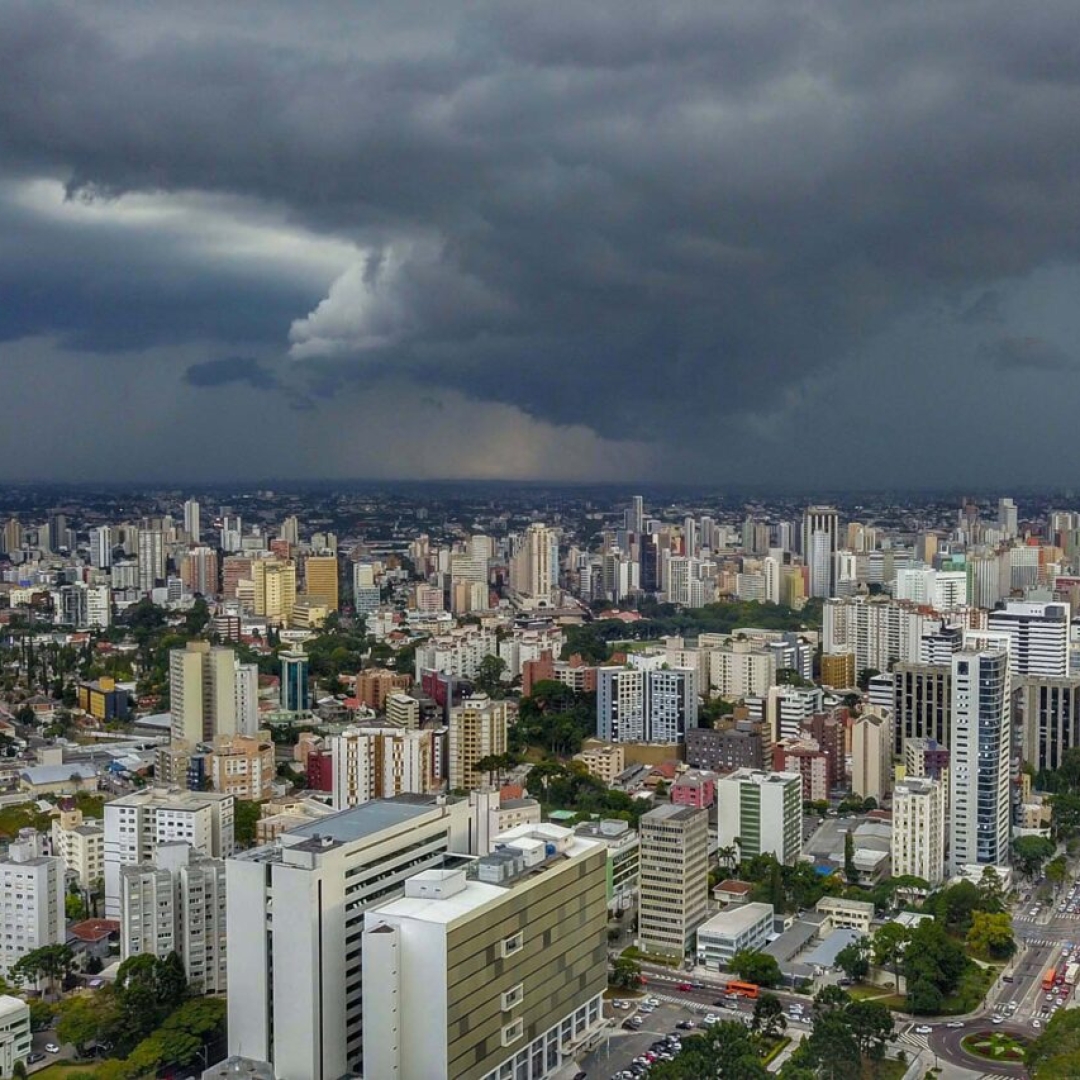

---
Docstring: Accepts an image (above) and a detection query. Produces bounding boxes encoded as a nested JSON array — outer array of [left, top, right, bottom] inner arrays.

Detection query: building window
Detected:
[[501, 1019, 524, 1047], [501, 983, 524, 1011], [501, 931, 524, 958]]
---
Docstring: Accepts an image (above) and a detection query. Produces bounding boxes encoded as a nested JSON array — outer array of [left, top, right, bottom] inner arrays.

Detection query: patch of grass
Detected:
[[961, 1030, 1028, 1063], [847, 984, 893, 1001], [0, 802, 53, 839], [620, 945, 680, 967], [860, 1060, 906, 1080], [760, 1035, 790, 1065], [32, 1064, 103, 1080], [937, 961, 997, 1015]]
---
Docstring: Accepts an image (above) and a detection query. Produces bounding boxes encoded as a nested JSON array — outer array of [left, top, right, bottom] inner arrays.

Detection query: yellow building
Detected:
[[252, 558, 297, 624], [574, 743, 626, 785], [208, 733, 275, 801], [448, 693, 508, 791], [820, 652, 855, 689], [291, 599, 329, 629], [304, 555, 339, 611]]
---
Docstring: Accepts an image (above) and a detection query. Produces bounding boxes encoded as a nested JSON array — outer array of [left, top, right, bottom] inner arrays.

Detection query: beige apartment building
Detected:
[[449, 694, 508, 791]]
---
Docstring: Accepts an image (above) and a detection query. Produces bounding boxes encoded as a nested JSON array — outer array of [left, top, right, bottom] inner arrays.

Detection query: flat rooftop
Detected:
[[697, 902, 774, 936], [285, 795, 447, 847]]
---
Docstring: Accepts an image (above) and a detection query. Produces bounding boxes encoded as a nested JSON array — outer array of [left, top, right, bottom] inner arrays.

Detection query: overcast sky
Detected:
[[3, 0, 1080, 485]]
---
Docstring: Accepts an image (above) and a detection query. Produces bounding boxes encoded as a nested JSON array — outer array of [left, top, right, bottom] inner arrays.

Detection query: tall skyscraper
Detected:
[[802, 506, 839, 598], [330, 727, 439, 809], [304, 554, 339, 610], [638, 805, 709, 958], [987, 600, 1069, 679], [998, 497, 1018, 539], [252, 558, 297, 624], [509, 522, 558, 604], [183, 499, 201, 543], [596, 667, 698, 744], [137, 529, 165, 592], [181, 546, 219, 597], [170, 641, 238, 744], [90, 525, 113, 569], [949, 648, 1011, 872]]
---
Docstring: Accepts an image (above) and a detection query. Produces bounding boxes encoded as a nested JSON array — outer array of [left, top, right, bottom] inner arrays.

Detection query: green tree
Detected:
[[11, 943, 76, 997], [234, 799, 263, 849], [473, 655, 508, 698], [977, 866, 1006, 913], [1013, 835, 1056, 879], [1047, 854, 1069, 887], [57, 992, 120, 1056], [611, 955, 643, 990], [843, 830, 857, 884], [870, 922, 909, 991], [835, 938, 870, 982], [845, 999, 894, 1062], [729, 949, 782, 988], [751, 992, 787, 1040], [966, 910, 1016, 959], [66, 891, 88, 921]]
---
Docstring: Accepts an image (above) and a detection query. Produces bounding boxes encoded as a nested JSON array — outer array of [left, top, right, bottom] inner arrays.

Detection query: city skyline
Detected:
[[3, 3, 1080, 484]]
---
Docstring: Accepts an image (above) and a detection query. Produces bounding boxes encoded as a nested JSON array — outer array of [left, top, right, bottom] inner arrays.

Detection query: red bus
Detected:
[[725, 981, 760, 1000]]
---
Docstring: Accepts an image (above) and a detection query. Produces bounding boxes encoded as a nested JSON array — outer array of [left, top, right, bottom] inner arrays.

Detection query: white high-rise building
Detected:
[[226, 796, 473, 1080], [330, 727, 438, 809], [137, 529, 165, 592], [998, 497, 1018, 540], [894, 568, 969, 611], [707, 641, 777, 699], [233, 661, 260, 737], [183, 499, 201, 543], [766, 684, 823, 743], [510, 523, 558, 605], [90, 526, 113, 570], [987, 600, 1069, 679], [949, 648, 1011, 872], [716, 770, 803, 865], [120, 842, 227, 994], [802, 506, 839, 598], [0, 833, 65, 978], [50, 807, 104, 889], [104, 790, 235, 918], [597, 668, 698, 744], [892, 778, 946, 886]]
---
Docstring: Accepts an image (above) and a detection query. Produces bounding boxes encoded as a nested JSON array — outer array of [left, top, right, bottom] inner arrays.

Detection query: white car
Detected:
[[1034, 1020, 1042, 1028], [947, 1022, 964, 1029], [915, 1026, 932, 1035], [992, 1017, 1004, 1025]]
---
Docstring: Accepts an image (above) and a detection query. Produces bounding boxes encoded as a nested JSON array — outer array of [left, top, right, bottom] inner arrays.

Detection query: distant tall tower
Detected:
[[998, 497, 1018, 540], [170, 640, 238, 744], [183, 499, 201, 544], [91, 526, 113, 570], [138, 530, 165, 593], [280, 515, 300, 548], [949, 648, 1011, 872], [802, 506, 839, 598], [627, 496, 644, 537], [510, 523, 558, 604]]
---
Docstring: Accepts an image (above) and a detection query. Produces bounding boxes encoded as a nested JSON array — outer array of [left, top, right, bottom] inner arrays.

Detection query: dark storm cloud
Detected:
[[3, 0, 1080, 457], [184, 357, 278, 390], [984, 335, 1077, 373]]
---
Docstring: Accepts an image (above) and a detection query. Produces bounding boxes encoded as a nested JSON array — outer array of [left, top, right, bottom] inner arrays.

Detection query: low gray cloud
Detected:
[[184, 356, 279, 389], [984, 335, 1077, 372]]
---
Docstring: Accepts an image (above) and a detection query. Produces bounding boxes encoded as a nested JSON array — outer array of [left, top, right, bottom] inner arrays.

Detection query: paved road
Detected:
[[925, 1020, 1030, 1077]]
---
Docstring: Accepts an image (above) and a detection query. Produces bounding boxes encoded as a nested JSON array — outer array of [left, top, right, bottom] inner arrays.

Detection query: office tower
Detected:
[[280, 646, 310, 712], [949, 648, 1011, 872], [103, 790, 235, 918], [987, 600, 1069, 679], [50, 807, 104, 889], [967, 553, 1005, 609], [802, 506, 839, 598], [46, 513, 67, 552], [596, 667, 698, 744], [222, 555, 252, 600], [0, 832, 65, 978], [851, 712, 892, 802], [330, 727, 439, 809], [892, 778, 946, 886], [892, 663, 951, 756], [234, 662, 259, 736], [763, 555, 781, 604], [137, 529, 165, 592], [252, 558, 297, 623], [90, 525, 113, 569], [120, 843, 227, 994], [363, 824, 606, 1080], [183, 499, 201, 543], [1017, 676, 1080, 772], [170, 641, 238, 744], [920, 623, 963, 665], [638, 805, 709, 958], [627, 495, 644, 537], [716, 769, 803, 864], [449, 694, 508, 790], [181, 546, 219, 597], [304, 554, 339, 610], [998, 497, 1018, 539], [226, 795, 472, 1080], [510, 522, 558, 604]]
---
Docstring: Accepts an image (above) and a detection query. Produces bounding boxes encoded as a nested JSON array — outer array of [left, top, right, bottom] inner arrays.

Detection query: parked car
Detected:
[[27, 1053, 45, 1064], [44, 1043, 60, 1054]]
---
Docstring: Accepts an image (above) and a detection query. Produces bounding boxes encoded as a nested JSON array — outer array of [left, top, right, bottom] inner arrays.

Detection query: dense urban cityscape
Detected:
[[0, 486, 1076, 1078]]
